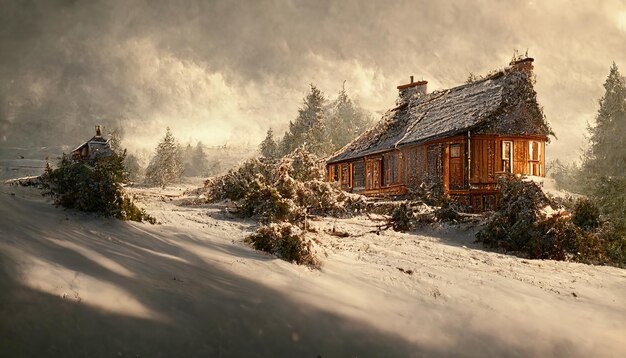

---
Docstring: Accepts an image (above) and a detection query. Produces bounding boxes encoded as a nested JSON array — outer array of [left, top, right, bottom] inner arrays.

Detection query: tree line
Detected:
[[112, 82, 372, 187], [259, 84, 372, 158], [550, 62, 626, 262]]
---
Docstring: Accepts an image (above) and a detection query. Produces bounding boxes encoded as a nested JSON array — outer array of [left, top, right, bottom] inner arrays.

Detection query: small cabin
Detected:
[[326, 57, 552, 212], [71, 125, 114, 162]]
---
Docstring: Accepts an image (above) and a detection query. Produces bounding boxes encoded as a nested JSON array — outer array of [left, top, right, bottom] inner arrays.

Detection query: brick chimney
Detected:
[[397, 76, 428, 104], [509, 57, 534, 74], [95, 125, 102, 137]]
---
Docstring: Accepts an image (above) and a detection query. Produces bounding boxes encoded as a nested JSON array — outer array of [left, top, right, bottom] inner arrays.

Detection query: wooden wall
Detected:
[[470, 135, 546, 185], [327, 134, 546, 203]]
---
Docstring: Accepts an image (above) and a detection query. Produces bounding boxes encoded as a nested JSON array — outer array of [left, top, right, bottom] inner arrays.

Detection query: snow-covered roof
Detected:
[[328, 59, 551, 164], [72, 136, 108, 153], [72, 135, 114, 160]]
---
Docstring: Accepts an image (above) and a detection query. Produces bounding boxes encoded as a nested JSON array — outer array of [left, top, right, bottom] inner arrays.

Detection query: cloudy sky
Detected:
[[1, 0, 625, 161]]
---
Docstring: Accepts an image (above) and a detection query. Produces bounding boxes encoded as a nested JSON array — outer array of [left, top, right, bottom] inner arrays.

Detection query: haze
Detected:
[[1, 0, 625, 162]]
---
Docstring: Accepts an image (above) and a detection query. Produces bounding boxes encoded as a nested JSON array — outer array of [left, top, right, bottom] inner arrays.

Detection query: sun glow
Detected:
[[617, 11, 626, 33]]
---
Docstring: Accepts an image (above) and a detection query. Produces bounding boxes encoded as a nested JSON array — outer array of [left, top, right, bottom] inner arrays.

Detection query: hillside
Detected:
[[1, 178, 625, 357]]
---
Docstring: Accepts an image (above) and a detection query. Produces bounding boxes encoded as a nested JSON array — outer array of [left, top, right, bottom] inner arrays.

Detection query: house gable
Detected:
[[71, 125, 114, 162]]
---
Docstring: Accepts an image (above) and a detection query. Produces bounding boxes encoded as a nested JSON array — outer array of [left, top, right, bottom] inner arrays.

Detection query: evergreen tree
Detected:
[[548, 159, 581, 192], [259, 128, 278, 158], [108, 128, 123, 156], [327, 85, 372, 149], [145, 127, 184, 187], [124, 153, 142, 182], [106, 128, 143, 182], [280, 84, 330, 156], [582, 63, 626, 263], [183, 143, 195, 176], [40, 152, 154, 223], [188, 142, 209, 177], [584, 62, 626, 177]]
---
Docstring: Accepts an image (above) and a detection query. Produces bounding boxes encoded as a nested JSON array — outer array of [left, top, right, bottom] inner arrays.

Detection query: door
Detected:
[[449, 143, 464, 189], [365, 158, 382, 190]]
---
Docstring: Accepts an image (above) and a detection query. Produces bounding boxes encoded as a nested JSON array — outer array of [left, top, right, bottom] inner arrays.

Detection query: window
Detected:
[[449, 143, 463, 189], [529, 141, 542, 176], [352, 161, 365, 189], [501, 141, 513, 173], [384, 152, 400, 185], [450, 144, 461, 158], [329, 165, 339, 182]]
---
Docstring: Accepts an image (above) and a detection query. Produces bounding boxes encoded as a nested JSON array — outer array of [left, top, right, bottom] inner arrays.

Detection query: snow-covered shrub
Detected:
[[476, 175, 552, 251], [434, 204, 462, 222], [531, 213, 604, 262], [118, 195, 157, 224], [407, 180, 447, 206], [597, 222, 626, 267], [239, 175, 302, 224], [590, 177, 626, 265], [205, 157, 278, 202], [286, 147, 325, 182], [246, 223, 319, 267], [300, 180, 345, 216], [205, 149, 372, 266], [387, 200, 460, 232], [40, 154, 155, 223], [571, 198, 601, 230], [476, 175, 606, 263], [390, 202, 416, 232], [206, 150, 363, 220]]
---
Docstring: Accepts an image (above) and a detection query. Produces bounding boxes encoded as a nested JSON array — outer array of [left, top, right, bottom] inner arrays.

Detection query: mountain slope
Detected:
[[1, 183, 625, 357]]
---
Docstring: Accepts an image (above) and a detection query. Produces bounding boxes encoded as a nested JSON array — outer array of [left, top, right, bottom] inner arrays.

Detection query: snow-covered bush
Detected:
[[434, 204, 463, 222], [407, 180, 446, 206], [476, 175, 606, 263], [531, 213, 604, 262], [239, 174, 303, 224], [40, 154, 155, 223], [597, 222, 626, 267], [246, 223, 319, 267], [389, 202, 416, 232], [206, 149, 368, 266], [287, 147, 324, 182], [566, 194, 625, 266], [387, 200, 461, 232], [571, 198, 601, 230], [205, 157, 278, 202], [206, 149, 363, 221]]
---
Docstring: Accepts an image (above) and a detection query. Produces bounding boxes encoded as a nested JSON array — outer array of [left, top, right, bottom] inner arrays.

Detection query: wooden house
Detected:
[[326, 57, 552, 212], [71, 125, 114, 162]]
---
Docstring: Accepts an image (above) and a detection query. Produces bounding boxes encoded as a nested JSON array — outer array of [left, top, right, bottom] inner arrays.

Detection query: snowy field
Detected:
[[0, 161, 625, 357]]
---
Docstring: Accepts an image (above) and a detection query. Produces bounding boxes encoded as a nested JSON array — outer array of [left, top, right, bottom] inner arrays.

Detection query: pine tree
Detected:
[[259, 128, 278, 158], [145, 127, 184, 187], [190, 142, 209, 176], [108, 129, 123, 156], [280, 84, 330, 156], [584, 62, 626, 177], [327, 85, 372, 150], [183, 143, 195, 176], [583, 63, 626, 262], [124, 153, 142, 182]]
